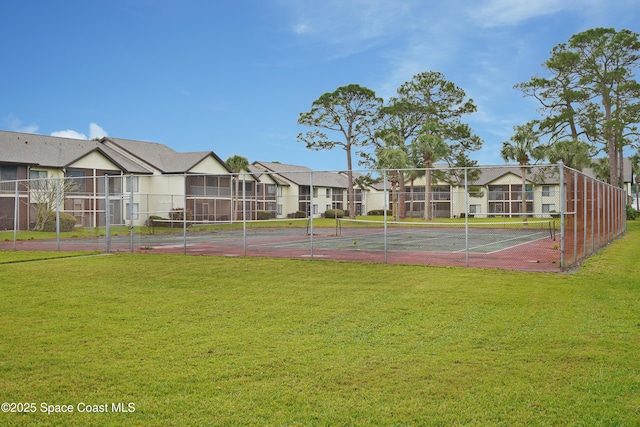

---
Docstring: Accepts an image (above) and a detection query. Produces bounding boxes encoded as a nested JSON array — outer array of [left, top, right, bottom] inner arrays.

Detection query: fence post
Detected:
[[583, 173, 587, 258], [105, 175, 111, 253], [183, 173, 187, 255], [56, 177, 61, 251], [242, 173, 247, 257], [309, 171, 314, 260], [573, 169, 578, 265], [464, 167, 469, 268], [590, 177, 595, 255], [559, 162, 565, 270], [383, 170, 388, 264], [13, 180, 19, 250], [132, 174, 137, 254]]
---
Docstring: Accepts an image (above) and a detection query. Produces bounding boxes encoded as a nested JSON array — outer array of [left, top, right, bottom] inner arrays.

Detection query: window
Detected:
[[313, 204, 318, 215], [29, 170, 47, 180], [0, 166, 18, 181], [326, 188, 331, 198], [526, 184, 533, 200], [29, 170, 48, 189], [66, 170, 86, 193], [126, 203, 140, 220], [469, 204, 481, 214], [542, 204, 556, 214], [125, 176, 139, 192], [277, 204, 283, 215], [542, 186, 555, 197], [313, 188, 318, 198]]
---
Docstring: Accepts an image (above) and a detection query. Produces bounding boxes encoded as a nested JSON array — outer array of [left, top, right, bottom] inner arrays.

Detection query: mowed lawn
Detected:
[[1, 224, 639, 426]]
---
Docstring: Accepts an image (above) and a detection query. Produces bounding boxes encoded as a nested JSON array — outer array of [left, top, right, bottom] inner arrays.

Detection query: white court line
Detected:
[[449, 231, 550, 254]]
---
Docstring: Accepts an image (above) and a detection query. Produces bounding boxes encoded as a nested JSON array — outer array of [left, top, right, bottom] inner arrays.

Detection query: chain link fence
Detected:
[[0, 164, 627, 271]]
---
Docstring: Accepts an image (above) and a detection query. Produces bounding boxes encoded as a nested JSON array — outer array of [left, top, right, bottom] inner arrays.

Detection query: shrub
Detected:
[[294, 210, 307, 218], [41, 211, 77, 232], [367, 209, 393, 216], [147, 215, 168, 227], [626, 205, 637, 220], [256, 210, 272, 220], [324, 209, 344, 218], [169, 208, 193, 221]]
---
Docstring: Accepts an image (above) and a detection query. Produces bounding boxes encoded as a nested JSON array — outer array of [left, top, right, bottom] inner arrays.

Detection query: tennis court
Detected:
[[117, 217, 560, 271], [291, 218, 555, 253], [0, 217, 562, 271]]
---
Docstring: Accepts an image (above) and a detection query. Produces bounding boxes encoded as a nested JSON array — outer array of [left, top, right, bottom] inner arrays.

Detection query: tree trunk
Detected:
[[424, 161, 432, 220], [603, 92, 619, 187], [636, 175, 640, 212], [409, 178, 415, 218], [398, 171, 406, 219], [391, 176, 399, 221], [346, 148, 356, 219], [521, 166, 528, 223]]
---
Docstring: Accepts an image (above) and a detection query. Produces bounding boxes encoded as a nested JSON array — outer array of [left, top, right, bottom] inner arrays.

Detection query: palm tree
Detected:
[[500, 124, 544, 222], [226, 155, 250, 220], [405, 148, 425, 218], [543, 138, 593, 171], [590, 158, 610, 183], [376, 145, 409, 221], [411, 124, 449, 220]]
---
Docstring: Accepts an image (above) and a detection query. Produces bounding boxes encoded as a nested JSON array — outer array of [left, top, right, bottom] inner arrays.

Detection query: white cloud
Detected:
[[51, 129, 88, 139], [292, 22, 310, 35], [3, 115, 39, 134], [280, 0, 421, 49], [50, 123, 108, 140], [468, 0, 602, 28], [89, 123, 108, 139]]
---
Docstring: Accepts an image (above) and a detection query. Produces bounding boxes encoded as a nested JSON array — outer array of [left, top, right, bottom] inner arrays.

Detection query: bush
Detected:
[[256, 210, 272, 220], [367, 209, 393, 216], [169, 208, 193, 221], [294, 210, 307, 218], [42, 211, 77, 232], [147, 215, 168, 227], [324, 209, 344, 218], [626, 205, 637, 220]]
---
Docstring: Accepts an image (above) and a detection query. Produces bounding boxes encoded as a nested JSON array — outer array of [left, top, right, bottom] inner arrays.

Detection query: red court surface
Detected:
[[1, 226, 562, 272]]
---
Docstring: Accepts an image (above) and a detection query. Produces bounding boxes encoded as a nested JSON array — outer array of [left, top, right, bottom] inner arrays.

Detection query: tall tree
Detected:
[[542, 138, 593, 170], [520, 28, 640, 187], [372, 99, 427, 218], [395, 71, 482, 219], [375, 142, 409, 221], [500, 123, 545, 221], [226, 155, 250, 220], [298, 84, 383, 218], [410, 125, 449, 220], [590, 157, 610, 183]]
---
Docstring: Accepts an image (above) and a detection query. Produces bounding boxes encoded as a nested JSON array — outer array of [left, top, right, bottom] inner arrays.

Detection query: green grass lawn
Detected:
[[1, 223, 639, 426]]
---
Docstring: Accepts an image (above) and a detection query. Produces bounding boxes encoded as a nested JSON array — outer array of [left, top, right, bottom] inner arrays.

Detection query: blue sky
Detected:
[[2, 0, 639, 171]]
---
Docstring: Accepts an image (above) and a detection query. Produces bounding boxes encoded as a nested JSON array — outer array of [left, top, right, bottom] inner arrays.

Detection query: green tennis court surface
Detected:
[[240, 219, 556, 254]]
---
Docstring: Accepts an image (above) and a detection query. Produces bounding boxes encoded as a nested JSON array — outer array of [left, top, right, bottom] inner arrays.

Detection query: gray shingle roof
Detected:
[[253, 161, 350, 188], [0, 130, 151, 173], [104, 137, 230, 173], [471, 165, 561, 185]]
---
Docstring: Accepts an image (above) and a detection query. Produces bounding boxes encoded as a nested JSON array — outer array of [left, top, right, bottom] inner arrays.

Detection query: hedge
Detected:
[[324, 209, 344, 218], [42, 211, 77, 232]]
